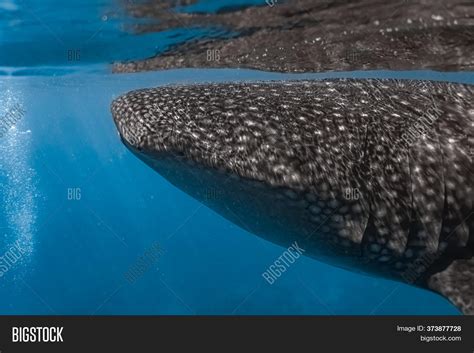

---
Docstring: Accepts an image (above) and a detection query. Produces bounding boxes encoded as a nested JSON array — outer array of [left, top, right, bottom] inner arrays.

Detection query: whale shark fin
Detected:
[[427, 257, 474, 315]]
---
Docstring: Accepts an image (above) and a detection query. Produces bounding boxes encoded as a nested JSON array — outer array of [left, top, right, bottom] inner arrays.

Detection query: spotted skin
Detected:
[[111, 79, 473, 314]]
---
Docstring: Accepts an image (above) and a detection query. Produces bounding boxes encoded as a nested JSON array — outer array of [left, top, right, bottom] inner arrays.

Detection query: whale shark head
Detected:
[[111, 81, 358, 187], [111, 80, 381, 270]]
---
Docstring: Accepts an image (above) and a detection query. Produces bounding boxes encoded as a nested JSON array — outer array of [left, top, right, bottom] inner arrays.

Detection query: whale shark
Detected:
[[111, 79, 473, 314]]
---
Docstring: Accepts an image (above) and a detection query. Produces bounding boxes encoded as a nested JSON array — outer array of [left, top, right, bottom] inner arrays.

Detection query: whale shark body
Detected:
[[111, 79, 473, 314]]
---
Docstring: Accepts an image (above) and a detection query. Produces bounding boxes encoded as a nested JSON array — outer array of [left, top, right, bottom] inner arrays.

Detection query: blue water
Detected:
[[0, 0, 471, 315]]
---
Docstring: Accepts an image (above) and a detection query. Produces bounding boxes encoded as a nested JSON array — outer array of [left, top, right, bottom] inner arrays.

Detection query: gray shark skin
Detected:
[[111, 79, 473, 314]]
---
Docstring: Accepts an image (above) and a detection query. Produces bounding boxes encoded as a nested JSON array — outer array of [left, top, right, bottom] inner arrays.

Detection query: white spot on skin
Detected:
[[309, 205, 321, 214]]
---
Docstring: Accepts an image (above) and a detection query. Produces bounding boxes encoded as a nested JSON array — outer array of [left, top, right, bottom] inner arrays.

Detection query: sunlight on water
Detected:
[[0, 0, 19, 12], [0, 88, 36, 262]]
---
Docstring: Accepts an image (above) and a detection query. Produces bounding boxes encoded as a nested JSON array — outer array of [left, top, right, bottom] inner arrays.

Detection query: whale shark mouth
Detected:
[[111, 79, 473, 314]]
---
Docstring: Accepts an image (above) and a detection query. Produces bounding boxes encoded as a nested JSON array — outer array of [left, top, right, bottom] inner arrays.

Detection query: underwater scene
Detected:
[[0, 0, 472, 315]]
